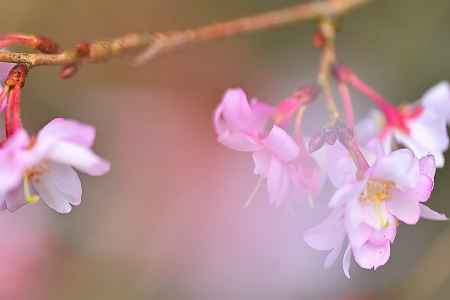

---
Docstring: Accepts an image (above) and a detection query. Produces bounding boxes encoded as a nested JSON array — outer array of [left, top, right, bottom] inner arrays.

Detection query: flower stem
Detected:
[[337, 80, 354, 128], [317, 18, 340, 123]]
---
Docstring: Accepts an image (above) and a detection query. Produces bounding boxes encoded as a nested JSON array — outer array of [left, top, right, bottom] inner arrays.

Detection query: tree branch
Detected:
[[0, 0, 371, 68]]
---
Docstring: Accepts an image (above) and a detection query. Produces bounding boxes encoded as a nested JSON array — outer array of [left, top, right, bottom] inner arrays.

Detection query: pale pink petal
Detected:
[[266, 158, 290, 204], [329, 179, 367, 208], [324, 240, 343, 269], [353, 241, 390, 270], [419, 204, 448, 221], [217, 89, 257, 134], [356, 110, 385, 145], [0, 130, 31, 194], [218, 131, 261, 152], [368, 219, 397, 245], [38, 118, 96, 147], [261, 126, 299, 162], [4, 184, 27, 212], [46, 141, 110, 176], [381, 131, 394, 155], [250, 99, 275, 129], [0, 63, 14, 81], [371, 148, 419, 189], [361, 201, 389, 230], [410, 112, 448, 150], [315, 141, 356, 187], [342, 244, 352, 279], [32, 179, 72, 214], [391, 175, 433, 204], [33, 162, 82, 206], [346, 221, 373, 248], [252, 150, 271, 176], [421, 81, 450, 121], [386, 192, 421, 224], [395, 130, 446, 168], [304, 209, 345, 251], [420, 155, 436, 179]]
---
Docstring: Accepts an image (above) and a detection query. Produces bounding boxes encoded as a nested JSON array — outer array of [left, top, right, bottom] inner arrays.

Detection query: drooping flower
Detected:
[[305, 146, 447, 278], [214, 88, 323, 204], [0, 118, 110, 213], [357, 82, 450, 167]]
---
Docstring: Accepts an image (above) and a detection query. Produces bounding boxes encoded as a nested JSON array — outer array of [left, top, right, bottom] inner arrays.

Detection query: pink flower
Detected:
[[305, 146, 447, 278], [0, 118, 110, 213], [359, 82, 450, 167], [215, 89, 323, 204]]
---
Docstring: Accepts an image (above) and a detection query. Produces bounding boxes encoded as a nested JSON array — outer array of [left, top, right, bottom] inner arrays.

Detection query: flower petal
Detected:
[[215, 89, 258, 134], [353, 241, 390, 270], [324, 240, 343, 269], [395, 130, 446, 168], [47, 141, 110, 176], [421, 81, 450, 122], [304, 209, 345, 251], [343, 244, 352, 279], [420, 155, 436, 179], [218, 131, 261, 152], [32, 163, 82, 214], [419, 204, 448, 221], [266, 157, 290, 205], [329, 179, 367, 208], [252, 150, 271, 176], [371, 148, 419, 189], [4, 184, 27, 212], [0, 130, 31, 194], [346, 220, 373, 248], [386, 191, 421, 224], [38, 118, 96, 147], [261, 126, 299, 162]]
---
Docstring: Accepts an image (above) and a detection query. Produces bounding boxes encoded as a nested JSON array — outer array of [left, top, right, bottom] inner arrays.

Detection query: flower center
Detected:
[[25, 163, 48, 181], [360, 180, 395, 228], [23, 162, 48, 204]]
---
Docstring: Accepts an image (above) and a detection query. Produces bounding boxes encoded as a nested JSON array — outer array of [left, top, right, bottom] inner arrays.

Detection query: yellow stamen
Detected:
[[23, 175, 40, 204], [374, 199, 389, 228], [360, 180, 394, 228]]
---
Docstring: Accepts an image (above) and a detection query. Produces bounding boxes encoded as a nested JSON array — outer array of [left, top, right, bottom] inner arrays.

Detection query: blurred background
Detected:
[[1, 0, 450, 299]]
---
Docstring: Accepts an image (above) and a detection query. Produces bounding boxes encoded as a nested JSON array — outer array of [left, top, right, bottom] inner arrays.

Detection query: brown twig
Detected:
[[0, 0, 371, 69]]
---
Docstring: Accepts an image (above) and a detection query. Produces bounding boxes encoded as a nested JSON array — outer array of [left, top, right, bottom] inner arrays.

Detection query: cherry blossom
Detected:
[[0, 118, 110, 213], [305, 146, 447, 278], [357, 82, 450, 167], [214, 88, 323, 204]]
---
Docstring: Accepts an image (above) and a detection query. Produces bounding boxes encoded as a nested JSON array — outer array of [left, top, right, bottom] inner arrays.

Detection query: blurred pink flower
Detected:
[[0, 118, 110, 213], [358, 82, 450, 167], [214, 88, 325, 204], [305, 146, 447, 278]]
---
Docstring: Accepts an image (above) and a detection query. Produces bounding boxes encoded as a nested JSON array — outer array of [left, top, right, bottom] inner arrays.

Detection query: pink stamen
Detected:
[[334, 65, 409, 133]]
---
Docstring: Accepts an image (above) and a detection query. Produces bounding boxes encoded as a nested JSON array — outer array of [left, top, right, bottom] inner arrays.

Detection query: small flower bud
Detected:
[[35, 35, 60, 54], [60, 64, 78, 79]]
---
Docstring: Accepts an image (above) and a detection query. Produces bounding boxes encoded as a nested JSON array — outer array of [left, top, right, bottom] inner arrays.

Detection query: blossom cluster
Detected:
[[0, 64, 110, 214], [213, 75, 449, 278]]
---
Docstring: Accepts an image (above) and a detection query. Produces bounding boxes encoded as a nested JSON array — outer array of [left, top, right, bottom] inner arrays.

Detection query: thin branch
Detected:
[[0, 0, 371, 68]]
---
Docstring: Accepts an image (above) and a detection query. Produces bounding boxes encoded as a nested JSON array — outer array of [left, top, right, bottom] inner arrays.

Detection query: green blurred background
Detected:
[[1, 0, 449, 299]]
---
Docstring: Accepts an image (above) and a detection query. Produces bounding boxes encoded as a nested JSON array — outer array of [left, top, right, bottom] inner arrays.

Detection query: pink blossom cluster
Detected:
[[0, 64, 110, 214], [213, 77, 449, 278]]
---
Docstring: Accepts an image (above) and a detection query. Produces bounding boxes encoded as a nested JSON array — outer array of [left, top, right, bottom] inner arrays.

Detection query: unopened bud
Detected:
[[35, 35, 60, 54], [60, 64, 78, 79]]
